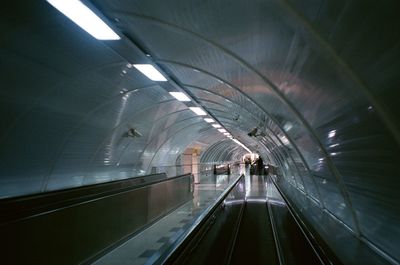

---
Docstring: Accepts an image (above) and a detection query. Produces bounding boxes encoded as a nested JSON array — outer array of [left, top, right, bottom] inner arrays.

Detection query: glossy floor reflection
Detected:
[[92, 174, 240, 265]]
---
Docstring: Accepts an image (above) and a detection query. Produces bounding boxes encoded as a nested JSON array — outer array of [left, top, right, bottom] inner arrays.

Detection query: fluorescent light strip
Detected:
[[133, 64, 167, 81], [204, 118, 215, 123], [223, 132, 230, 136], [212, 124, 221, 128], [232, 139, 252, 153], [47, 0, 120, 40], [169, 92, 191, 102], [189, 107, 207, 116], [328, 130, 336, 138], [218, 129, 227, 133]]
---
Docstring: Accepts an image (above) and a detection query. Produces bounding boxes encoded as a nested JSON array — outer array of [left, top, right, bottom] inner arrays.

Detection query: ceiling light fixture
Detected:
[[47, 0, 120, 40], [133, 64, 167, 81], [169, 92, 191, 102], [204, 118, 215, 123], [189, 107, 207, 116], [328, 130, 336, 138], [218, 129, 227, 133], [212, 124, 221, 128]]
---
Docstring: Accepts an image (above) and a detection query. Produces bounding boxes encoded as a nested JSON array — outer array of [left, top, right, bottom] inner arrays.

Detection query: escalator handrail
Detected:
[[270, 176, 331, 265], [267, 197, 286, 265], [1, 173, 193, 225]]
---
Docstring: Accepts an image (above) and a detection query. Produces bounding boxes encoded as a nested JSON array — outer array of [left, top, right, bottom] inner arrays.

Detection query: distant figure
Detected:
[[244, 157, 251, 167], [256, 156, 264, 175]]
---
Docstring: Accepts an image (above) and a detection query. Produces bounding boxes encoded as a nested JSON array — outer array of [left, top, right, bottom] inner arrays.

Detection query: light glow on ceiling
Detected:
[[133, 64, 167, 81], [232, 139, 252, 153], [204, 118, 215, 123], [189, 107, 207, 116], [283, 122, 293, 132], [279, 135, 290, 145], [218, 129, 227, 133], [169, 92, 191, 102], [46, 0, 120, 40], [212, 124, 221, 128]]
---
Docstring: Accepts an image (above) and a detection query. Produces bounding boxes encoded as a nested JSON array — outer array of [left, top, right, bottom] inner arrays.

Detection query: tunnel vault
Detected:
[[1, 0, 400, 264]]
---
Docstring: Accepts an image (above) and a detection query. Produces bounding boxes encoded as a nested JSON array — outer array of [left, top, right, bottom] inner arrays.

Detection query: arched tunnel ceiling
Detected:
[[1, 0, 400, 263]]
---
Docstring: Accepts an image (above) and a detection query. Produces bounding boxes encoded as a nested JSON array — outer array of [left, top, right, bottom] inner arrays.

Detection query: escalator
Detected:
[[229, 201, 278, 265], [162, 174, 339, 265]]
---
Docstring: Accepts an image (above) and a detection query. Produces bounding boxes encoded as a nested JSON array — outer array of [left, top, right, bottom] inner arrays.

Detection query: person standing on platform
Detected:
[[256, 156, 264, 175]]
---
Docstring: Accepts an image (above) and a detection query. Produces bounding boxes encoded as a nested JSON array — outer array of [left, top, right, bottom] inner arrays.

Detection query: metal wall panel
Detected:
[[0, 174, 192, 265]]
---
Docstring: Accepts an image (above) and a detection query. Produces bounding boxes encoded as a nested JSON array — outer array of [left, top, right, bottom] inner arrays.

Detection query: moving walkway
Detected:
[[161, 174, 339, 265], [1, 171, 342, 265]]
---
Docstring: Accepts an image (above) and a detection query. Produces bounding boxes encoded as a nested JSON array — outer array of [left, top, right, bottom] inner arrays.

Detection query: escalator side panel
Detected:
[[173, 181, 246, 265], [183, 203, 243, 265], [270, 204, 322, 265]]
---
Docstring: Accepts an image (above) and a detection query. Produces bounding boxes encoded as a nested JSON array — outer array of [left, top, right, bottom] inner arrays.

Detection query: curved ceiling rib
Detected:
[[204, 106, 320, 203], [183, 84, 324, 205], [102, 10, 399, 240], [3, 1, 400, 263], [86, 108, 190, 170], [111, 10, 400, 147], [220, 115, 311, 196], [0, 62, 150, 146], [145, 123, 216, 172], [104, 14, 395, 234], [157, 59, 359, 231], [276, 0, 400, 146], [44, 98, 181, 191], [47, 97, 177, 167], [135, 116, 206, 164], [44, 85, 160, 166], [106, 109, 193, 166], [200, 140, 244, 163]]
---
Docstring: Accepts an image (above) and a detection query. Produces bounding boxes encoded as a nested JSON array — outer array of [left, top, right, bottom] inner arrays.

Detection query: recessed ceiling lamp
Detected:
[[212, 124, 221, 128], [169, 92, 191, 102], [223, 132, 230, 136], [204, 118, 215, 123], [189, 107, 207, 116], [47, 0, 120, 40], [328, 130, 336, 138], [133, 64, 167, 81], [218, 129, 227, 133]]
